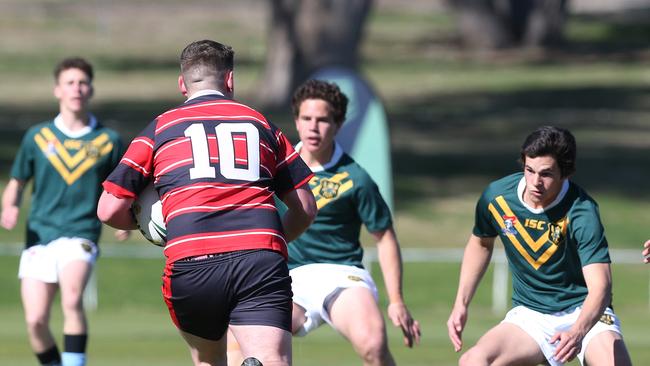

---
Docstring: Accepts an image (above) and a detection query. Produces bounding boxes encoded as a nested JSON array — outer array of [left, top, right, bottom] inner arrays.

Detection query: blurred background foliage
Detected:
[[0, 0, 648, 249]]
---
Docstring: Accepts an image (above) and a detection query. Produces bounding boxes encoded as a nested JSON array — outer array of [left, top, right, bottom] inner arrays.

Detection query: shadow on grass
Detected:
[[388, 84, 650, 205], [0, 84, 648, 210]]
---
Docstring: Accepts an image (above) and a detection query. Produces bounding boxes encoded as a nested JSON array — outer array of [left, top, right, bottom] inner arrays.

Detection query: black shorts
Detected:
[[162, 249, 292, 341]]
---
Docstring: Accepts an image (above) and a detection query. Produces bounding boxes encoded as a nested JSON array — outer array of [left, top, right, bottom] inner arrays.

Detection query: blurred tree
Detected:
[[451, 0, 568, 50], [257, 0, 372, 109]]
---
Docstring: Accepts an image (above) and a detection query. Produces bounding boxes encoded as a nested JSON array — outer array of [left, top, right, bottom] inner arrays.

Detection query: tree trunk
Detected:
[[256, 0, 372, 109], [451, 0, 568, 50]]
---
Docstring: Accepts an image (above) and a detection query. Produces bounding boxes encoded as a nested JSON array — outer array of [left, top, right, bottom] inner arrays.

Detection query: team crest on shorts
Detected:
[[319, 179, 340, 199], [347, 275, 362, 282], [599, 314, 614, 325], [501, 215, 518, 235], [80, 241, 93, 253]]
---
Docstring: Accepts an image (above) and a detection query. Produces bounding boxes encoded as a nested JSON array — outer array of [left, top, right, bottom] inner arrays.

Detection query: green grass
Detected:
[[0, 257, 648, 365], [0, 1, 649, 364]]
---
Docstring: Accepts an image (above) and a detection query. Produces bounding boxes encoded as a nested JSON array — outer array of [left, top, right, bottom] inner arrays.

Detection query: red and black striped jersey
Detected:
[[103, 94, 313, 262]]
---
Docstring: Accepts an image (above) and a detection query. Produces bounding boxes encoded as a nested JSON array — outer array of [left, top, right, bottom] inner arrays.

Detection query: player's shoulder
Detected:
[[24, 120, 54, 135], [481, 172, 522, 200], [18, 120, 54, 144], [94, 123, 122, 140], [334, 152, 373, 182], [565, 181, 601, 215]]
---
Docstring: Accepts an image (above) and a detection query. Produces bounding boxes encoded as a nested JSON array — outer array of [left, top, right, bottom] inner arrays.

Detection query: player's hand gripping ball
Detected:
[[131, 183, 167, 246]]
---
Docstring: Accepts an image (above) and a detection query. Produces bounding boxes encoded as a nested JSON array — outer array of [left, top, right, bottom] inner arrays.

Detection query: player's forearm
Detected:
[[97, 190, 137, 230], [572, 263, 612, 337], [375, 228, 405, 304], [571, 288, 610, 338], [280, 184, 317, 242], [454, 235, 494, 308], [282, 209, 314, 242], [2, 178, 24, 211]]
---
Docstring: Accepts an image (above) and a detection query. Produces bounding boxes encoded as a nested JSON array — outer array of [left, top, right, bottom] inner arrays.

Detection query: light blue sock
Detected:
[[61, 352, 86, 366]]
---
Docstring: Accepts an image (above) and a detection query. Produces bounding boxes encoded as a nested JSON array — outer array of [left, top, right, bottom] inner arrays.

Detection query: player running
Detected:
[[1, 57, 126, 366], [97, 40, 317, 366]]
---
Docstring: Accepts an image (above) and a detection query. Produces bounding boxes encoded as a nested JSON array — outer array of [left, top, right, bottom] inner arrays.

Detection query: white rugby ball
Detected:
[[131, 183, 167, 247]]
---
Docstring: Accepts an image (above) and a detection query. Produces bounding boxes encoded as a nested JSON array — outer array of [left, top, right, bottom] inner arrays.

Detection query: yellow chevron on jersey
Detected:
[[488, 195, 568, 270], [310, 172, 354, 210], [34, 127, 114, 185]]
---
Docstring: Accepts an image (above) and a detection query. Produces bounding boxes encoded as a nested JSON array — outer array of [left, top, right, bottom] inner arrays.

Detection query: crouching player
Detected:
[[447, 126, 632, 366]]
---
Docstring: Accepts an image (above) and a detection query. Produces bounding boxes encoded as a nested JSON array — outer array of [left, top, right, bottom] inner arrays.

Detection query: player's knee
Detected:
[[24, 315, 48, 335], [458, 348, 489, 366], [355, 332, 389, 364], [584, 331, 631, 366], [61, 295, 84, 315]]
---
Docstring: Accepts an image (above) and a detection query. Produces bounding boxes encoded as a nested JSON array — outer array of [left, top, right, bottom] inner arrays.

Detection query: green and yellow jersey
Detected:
[[474, 172, 611, 313], [288, 143, 392, 270], [11, 116, 124, 247]]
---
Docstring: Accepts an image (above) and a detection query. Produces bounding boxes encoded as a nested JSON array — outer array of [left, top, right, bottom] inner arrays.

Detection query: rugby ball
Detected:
[[131, 183, 166, 246]]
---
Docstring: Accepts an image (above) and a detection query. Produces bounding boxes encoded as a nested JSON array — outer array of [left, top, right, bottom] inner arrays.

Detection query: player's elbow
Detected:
[[304, 195, 317, 223], [97, 191, 134, 229], [96, 204, 114, 225]]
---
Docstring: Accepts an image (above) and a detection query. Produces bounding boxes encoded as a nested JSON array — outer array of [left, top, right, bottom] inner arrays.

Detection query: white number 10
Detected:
[[184, 122, 260, 181]]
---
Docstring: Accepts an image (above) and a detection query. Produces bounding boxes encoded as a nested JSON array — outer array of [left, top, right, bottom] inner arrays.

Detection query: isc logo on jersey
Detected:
[[131, 183, 167, 247]]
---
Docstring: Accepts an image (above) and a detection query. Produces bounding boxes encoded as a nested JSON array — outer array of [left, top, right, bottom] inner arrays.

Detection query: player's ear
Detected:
[[53, 83, 62, 100], [178, 75, 188, 97], [224, 70, 234, 95]]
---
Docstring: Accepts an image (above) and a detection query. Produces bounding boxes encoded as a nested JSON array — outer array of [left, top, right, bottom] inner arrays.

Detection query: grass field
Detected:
[[0, 255, 648, 365], [0, 0, 649, 365]]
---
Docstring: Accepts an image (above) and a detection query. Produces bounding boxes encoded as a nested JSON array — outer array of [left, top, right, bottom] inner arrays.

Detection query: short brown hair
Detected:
[[291, 79, 348, 125], [53, 57, 93, 82], [180, 40, 234, 84]]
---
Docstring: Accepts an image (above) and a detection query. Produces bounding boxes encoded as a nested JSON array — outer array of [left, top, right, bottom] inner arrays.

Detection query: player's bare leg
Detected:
[[329, 287, 394, 366], [229, 324, 291, 366], [226, 327, 245, 366], [21, 278, 58, 352], [291, 303, 308, 334], [59, 260, 92, 334], [583, 331, 632, 366], [458, 322, 546, 366], [180, 329, 226, 366]]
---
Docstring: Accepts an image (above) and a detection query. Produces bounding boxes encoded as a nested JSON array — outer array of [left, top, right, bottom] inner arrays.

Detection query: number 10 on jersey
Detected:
[[184, 122, 260, 182]]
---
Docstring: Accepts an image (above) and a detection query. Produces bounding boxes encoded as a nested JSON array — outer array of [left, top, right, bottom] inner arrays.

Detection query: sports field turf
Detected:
[[0, 255, 648, 365], [0, 1, 649, 364]]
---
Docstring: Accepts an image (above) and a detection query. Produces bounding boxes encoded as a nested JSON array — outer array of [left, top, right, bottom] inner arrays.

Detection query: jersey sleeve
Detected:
[[272, 129, 313, 196], [355, 172, 392, 233], [102, 121, 155, 199], [472, 189, 499, 237], [10, 127, 37, 181], [570, 198, 611, 266]]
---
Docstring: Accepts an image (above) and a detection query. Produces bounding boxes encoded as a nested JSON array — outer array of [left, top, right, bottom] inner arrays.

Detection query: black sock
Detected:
[[36, 345, 61, 365], [64, 334, 88, 353]]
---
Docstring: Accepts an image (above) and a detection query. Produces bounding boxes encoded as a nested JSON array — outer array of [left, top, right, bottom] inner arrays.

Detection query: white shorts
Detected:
[[290, 263, 378, 336], [18, 237, 99, 283], [502, 305, 622, 366]]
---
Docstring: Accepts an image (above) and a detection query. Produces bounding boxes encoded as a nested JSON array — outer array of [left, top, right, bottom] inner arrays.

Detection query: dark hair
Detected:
[[180, 40, 234, 84], [53, 57, 93, 82], [291, 79, 348, 125], [520, 126, 576, 177]]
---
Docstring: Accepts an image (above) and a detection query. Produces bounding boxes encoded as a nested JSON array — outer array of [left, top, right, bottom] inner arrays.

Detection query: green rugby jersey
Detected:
[[288, 143, 392, 269], [474, 172, 610, 313], [11, 116, 124, 247]]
